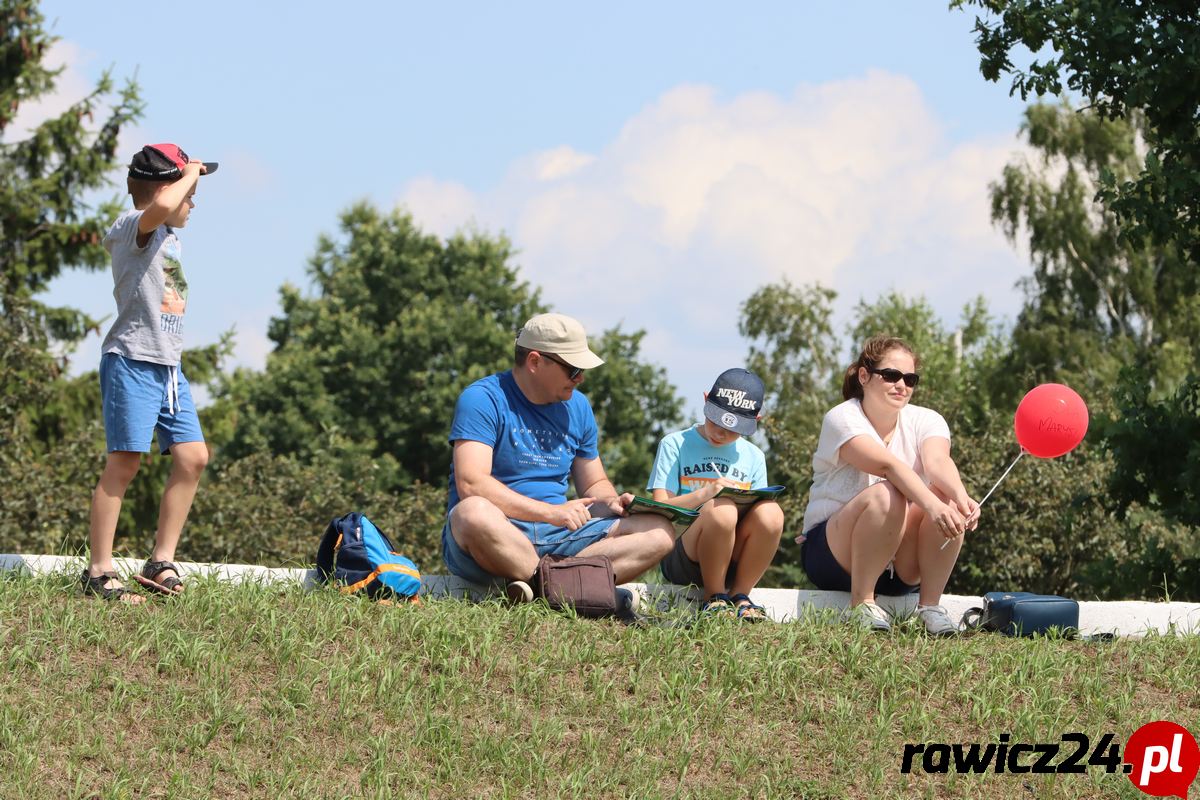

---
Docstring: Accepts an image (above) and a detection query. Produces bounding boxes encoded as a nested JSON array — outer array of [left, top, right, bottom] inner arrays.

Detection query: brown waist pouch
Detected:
[[536, 554, 617, 618]]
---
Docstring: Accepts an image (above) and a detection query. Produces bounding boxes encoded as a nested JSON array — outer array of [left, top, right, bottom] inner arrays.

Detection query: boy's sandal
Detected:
[[730, 593, 769, 623], [80, 569, 137, 602], [699, 593, 737, 618], [133, 559, 185, 595]]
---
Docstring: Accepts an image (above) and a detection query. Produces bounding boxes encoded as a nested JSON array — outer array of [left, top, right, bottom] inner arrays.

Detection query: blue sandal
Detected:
[[730, 593, 769, 623], [699, 593, 737, 618]]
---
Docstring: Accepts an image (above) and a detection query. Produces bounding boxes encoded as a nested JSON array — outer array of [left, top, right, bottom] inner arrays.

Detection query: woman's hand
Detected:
[[954, 495, 980, 531], [925, 498, 968, 539]]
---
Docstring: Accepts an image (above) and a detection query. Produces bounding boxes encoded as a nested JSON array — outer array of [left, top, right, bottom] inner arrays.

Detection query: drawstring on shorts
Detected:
[[166, 365, 179, 415]]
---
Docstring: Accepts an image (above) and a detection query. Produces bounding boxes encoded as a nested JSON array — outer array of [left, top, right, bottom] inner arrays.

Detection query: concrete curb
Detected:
[[5, 553, 1198, 638]]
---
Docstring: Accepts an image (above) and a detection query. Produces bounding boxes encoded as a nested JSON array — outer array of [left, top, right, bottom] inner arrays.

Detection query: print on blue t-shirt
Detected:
[[447, 371, 599, 513], [647, 425, 767, 496]]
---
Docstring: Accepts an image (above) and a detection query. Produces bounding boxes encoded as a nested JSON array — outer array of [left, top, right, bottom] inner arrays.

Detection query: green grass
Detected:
[[0, 572, 1196, 800]]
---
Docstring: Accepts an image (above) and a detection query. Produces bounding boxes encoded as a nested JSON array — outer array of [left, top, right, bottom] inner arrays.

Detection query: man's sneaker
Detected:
[[845, 601, 892, 632], [615, 587, 640, 624], [917, 604, 960, 637], [505, 579, 534, 604]]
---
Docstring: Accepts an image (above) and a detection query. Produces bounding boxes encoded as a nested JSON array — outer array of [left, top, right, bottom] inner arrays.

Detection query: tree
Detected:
[[222, 203, 683, 497], [990, 102, 1200, 395], [954, 0, 1200, 257], [958, 4, 1200, 541], [1, 0, 142, 348], [741, 280, 841, 435], [0, 0, 147, 556], [583, 327, 683, 493], [0, 304, 103, 555], [220, 204, 545, 487], [738, 282, 840, 586], [1107, 375, 1200, 527]]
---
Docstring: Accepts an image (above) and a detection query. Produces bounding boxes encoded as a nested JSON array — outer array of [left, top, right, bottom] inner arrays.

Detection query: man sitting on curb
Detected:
[[442, 313, 675, 602]]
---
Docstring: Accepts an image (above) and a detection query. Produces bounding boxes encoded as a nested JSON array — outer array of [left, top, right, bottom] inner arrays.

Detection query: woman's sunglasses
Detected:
[[867, 366, 920, 388]]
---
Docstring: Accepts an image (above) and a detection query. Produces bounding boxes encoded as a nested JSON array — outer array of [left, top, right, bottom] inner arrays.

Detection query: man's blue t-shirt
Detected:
[[646, 424, 768, 496], [447, 371, 599, 514]]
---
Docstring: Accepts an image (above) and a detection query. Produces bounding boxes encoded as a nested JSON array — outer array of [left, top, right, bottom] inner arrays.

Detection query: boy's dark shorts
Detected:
[[800, 519, 919, 596], [660, 535, 738, 589]]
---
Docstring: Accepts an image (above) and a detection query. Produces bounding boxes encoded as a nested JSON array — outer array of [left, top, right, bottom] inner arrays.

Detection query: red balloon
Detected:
[[1014, 383, 1089, 458]]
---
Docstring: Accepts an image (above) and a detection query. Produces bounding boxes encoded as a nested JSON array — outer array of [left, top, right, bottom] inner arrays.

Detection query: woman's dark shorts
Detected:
[[800, 519, 919, 596]]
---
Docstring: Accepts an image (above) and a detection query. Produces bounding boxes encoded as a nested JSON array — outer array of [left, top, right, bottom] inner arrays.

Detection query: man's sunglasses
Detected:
[[540, 352, 585, 381], [867, 366, 920, 388]]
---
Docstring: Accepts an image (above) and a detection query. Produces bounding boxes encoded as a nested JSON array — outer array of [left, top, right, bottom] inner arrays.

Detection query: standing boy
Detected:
[[83, 144, 217, 602], [648, 368, 784, 620]]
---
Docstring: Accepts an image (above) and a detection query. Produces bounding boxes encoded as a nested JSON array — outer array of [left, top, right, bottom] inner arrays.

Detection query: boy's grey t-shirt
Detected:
[[100, 209, 189, 366]]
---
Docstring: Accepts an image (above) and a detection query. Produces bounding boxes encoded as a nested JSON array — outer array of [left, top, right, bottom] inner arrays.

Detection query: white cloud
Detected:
[[399, 71, 1030, 397], [231, 310, 274, 372], [524, 145, 596, 182], [398, 177, 479, 239]]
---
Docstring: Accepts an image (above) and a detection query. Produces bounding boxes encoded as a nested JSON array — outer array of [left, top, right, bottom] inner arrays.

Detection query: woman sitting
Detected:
[[799, 336, 977, 635]]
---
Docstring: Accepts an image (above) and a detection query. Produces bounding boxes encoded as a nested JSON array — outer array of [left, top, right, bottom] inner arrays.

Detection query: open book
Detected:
[[713, 485, 788, 505], [626, 495, 699, 536]]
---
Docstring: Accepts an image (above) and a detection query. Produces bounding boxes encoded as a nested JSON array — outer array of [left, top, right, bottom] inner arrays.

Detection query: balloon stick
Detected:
[[941, 449, 1026, 550]]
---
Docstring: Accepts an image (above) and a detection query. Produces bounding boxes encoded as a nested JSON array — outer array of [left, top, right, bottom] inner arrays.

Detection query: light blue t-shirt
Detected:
[[647, 424, 768, 496], [447, 371, 599, 513]]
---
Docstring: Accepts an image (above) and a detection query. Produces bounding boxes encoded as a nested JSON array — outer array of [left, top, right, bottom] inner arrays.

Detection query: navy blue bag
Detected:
[[962, 591, 1079, 637], [315, 512, 422, 601]]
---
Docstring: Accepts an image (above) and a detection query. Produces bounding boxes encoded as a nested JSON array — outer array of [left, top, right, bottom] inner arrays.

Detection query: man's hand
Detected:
[[545, 497, 595, 531], [591, 492, 633, 518]]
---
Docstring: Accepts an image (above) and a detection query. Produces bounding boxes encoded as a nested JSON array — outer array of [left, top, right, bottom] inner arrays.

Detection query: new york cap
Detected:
[[516, 313, 604, 370], [128, 143, 219, 181], [704, 368, 765, 435]]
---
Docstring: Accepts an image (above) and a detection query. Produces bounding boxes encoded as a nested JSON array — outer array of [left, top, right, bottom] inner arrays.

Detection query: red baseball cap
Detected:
[[128, 143, 218, 181]]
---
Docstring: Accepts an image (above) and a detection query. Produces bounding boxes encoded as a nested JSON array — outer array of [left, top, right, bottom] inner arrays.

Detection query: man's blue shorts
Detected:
[[441, 512, 620, 584], [100, 353, 205, 454]]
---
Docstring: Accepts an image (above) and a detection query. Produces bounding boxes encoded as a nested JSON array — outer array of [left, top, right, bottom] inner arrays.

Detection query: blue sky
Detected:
[[26, 1, 1036, 415]]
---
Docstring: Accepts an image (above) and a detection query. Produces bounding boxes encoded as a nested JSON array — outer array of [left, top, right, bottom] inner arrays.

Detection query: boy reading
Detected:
[[647, 368, 783, 621]]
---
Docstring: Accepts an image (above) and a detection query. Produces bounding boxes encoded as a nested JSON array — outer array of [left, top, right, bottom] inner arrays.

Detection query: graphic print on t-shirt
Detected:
[[679, 460, 752, 494], [159, 241, 187, 335], [510, 426, 572, 471]]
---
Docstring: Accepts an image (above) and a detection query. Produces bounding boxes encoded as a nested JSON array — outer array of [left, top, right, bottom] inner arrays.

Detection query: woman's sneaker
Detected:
[[846, 601, 892, 632], [917, 604, 960, 637]]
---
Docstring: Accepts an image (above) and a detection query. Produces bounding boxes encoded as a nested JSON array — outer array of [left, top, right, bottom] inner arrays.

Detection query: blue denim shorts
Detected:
[[100, 353, 204, 454], [441, 512, 619, 583]]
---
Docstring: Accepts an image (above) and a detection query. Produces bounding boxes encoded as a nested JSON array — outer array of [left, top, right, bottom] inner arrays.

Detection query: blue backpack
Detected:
[[315, 512, 422, 601]]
